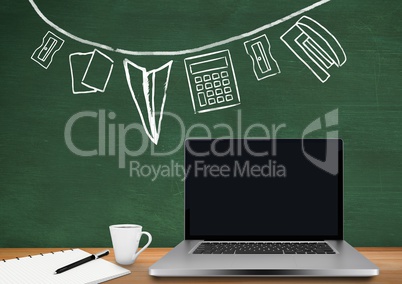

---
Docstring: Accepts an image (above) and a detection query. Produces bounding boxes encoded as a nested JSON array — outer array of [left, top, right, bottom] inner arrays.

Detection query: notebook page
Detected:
[[0, 249, 130, 284]]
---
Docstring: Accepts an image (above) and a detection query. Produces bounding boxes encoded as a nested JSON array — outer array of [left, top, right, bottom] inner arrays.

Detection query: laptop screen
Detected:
[[185, 139, 343, 241]]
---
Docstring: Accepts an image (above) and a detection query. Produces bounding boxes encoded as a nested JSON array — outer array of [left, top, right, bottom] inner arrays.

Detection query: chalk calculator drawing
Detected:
[[184, 50, 241, 114]]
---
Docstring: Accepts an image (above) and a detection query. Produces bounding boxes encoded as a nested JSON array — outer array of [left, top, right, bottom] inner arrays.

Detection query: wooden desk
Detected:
[[1, 248, 401, 283]]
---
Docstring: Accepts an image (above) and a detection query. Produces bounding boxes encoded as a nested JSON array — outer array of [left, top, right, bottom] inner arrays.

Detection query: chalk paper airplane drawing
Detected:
[[69, 49, 114, 94], [123, 59, 173, 145], [280, 16, 347, 83], [31, 31, 64, 69], [184, 50, 240, 114], [244, 34, 280, 81]]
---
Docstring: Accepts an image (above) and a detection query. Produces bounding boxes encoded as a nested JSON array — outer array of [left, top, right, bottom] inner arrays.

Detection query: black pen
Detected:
[[54, 250, 110, 274]]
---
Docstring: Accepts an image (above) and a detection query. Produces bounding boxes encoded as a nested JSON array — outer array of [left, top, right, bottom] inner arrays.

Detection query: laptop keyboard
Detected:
[[192, 242, 336, 254]]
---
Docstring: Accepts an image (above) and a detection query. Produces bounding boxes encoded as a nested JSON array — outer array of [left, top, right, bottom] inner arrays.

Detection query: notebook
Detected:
[[0, 248, 130, 284]]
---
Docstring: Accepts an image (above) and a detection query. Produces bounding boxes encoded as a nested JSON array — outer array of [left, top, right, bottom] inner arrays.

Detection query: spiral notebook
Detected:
[[0, 249, 130, 284]]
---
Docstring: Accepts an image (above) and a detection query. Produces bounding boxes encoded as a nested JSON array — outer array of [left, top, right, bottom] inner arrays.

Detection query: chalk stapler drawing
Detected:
[[28, 0, 331, 56], [31, 31, 64, 69], [123, 60, 173, 145], [184, 50, 240, 114], [69, 49, 114, 94], [244, 34, 280, 80], [280, 16, 347, 83]]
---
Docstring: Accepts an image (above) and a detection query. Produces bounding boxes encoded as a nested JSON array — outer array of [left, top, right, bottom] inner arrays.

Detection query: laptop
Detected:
[[149, 139, 379, 277]]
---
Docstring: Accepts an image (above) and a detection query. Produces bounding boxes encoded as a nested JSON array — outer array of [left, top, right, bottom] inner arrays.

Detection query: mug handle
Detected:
[[133, 231, 152, 261]]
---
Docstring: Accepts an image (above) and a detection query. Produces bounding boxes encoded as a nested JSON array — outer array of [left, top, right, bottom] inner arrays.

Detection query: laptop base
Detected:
[[149, 240, 378, 277]]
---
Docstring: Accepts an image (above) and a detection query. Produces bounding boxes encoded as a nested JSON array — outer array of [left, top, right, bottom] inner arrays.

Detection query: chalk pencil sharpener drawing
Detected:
[[280, 16, 347, 83], [244, 34, 280, 80], [184, 50, 240, 114], [31, 31, 64, 69]]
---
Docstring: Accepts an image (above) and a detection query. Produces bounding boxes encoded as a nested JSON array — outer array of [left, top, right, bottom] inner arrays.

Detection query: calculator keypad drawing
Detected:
[[184, 50, 240, 114]]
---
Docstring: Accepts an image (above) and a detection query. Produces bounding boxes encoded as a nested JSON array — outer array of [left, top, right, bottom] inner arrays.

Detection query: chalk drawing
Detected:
[[123, 60, 173, 145], [280, 16, 347, 83], [184, 50, 240, 114], [244, 34, 280, 81], [31, 31, 64, 69], [28, 0, 330, 56], [69, 49, 114, 94], [69, 52, 97, 94]]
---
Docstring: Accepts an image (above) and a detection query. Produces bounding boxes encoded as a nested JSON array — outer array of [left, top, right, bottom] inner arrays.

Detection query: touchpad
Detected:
[[231, 255, 296, 269]]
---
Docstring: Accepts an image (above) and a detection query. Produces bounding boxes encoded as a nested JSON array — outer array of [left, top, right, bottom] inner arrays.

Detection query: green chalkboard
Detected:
[[0, 0, 401, 248]]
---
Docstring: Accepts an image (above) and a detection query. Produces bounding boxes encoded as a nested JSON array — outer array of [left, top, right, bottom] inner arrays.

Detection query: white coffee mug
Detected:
[[109, 224, 152, 265]]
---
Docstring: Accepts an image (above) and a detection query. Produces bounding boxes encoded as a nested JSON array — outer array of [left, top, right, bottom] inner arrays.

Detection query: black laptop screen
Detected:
[[185, 139, 343, 240]]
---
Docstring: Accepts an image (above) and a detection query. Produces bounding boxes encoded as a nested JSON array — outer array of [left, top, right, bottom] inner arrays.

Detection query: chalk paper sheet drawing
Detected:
[[280, 16, 347, 83], [69, 49, 114, 94], [123, 60, 173, 145], [31, 31, 64, 69], [81, 49, 114, 92], [69, 52, 97, 94], [244, 34, 281, 81], [184, 50, 240, 114]]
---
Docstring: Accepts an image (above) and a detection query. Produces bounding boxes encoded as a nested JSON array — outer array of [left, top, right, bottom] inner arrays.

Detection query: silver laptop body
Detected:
[[150, 139, 379, 277]]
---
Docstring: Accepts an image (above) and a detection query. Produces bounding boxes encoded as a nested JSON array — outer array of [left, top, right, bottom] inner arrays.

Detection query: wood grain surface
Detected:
[[1, 248, 401, 283]]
